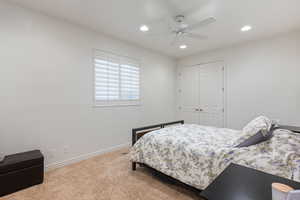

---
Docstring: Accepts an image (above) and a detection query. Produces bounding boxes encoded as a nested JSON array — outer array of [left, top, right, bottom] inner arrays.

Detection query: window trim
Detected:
[[93, 49, 141, 107]]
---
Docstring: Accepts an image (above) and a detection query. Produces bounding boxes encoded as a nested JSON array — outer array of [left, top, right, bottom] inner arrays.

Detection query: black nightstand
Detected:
[[201, 164, 300, 200], [279, 125, 300, 133]]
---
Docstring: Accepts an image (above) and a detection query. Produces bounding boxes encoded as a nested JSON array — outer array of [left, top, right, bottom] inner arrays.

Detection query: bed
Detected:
[[130, 120, 300, 190]]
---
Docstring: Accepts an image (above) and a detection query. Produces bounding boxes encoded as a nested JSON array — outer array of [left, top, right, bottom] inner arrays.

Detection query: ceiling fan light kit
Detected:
[[179, 44, 187, 49], [140, 25, 149, 32], [241, 25, 252, 32]]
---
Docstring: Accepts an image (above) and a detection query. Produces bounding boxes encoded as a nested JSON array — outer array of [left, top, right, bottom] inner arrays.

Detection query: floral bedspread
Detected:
[[130, 124, 300, 190], [215, 129, 300, 184]]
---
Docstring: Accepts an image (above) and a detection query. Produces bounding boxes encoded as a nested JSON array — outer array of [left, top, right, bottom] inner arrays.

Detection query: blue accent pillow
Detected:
[[236, 124, 277, 148]]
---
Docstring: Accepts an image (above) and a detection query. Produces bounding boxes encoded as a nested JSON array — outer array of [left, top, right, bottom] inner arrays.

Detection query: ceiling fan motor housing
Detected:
[[175, 15, 185, 23], [174, 15, 189, 30]]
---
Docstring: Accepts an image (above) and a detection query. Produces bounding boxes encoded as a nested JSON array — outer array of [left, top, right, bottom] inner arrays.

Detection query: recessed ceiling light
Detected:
[[140, 25, 149, 32], [179, 44, 187, 49], [241, 25, 252, 32]]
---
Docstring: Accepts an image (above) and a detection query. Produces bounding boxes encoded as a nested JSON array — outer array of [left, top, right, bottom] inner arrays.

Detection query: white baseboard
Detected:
[[45, 143, 130, 171]]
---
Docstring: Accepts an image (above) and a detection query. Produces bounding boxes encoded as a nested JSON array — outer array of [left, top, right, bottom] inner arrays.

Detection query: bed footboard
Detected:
[[131, 120, 184, 171]]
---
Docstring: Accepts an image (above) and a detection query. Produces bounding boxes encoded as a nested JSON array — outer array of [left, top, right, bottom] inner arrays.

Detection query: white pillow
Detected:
[[243, 116, 272, 137]]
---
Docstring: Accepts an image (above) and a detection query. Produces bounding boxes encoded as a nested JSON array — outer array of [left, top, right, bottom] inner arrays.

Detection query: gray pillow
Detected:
[[236, 124, 277, 148]]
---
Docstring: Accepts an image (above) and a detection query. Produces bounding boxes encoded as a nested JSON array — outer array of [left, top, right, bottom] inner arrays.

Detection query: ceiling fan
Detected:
[[144, 0, 216, 46], [167, 15, 216, 45]]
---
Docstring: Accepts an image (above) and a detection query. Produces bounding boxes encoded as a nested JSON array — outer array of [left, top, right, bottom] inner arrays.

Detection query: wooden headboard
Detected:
[[131, 120, 184, 146]]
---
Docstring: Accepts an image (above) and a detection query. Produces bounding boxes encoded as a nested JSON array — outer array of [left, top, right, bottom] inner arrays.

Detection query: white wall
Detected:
[[0, 2, 176, 167], [178, 31, 300, 129]]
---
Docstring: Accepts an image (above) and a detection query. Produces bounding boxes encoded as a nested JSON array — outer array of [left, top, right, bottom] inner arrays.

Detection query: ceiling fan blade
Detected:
[[147, 31, 172, 37], [185, 33, 208, 40], [187, 17, 216, 31], [171, 34, 179, 46]]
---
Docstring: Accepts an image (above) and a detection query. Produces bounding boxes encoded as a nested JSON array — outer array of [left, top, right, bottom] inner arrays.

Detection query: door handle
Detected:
[[195, 108, 203, 112]]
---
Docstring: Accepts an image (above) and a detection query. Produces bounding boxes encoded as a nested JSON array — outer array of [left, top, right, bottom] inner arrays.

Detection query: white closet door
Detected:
[[178, 62, 225, 127], [178, 66, 199, 124], [198, 62, 224, 127]]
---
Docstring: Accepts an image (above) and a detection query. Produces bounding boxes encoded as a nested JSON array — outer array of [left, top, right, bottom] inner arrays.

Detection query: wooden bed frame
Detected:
[[131, 120, 184, 171], [131, 121, 300, 195], [131, 120, 203, 193]]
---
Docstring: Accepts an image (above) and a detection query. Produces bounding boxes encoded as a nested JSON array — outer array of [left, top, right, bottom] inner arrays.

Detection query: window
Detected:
[[94, 50, 140, 106]]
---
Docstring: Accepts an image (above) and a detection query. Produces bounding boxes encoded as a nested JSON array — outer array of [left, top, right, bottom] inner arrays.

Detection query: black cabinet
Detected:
[[201, 164, 300, 200]]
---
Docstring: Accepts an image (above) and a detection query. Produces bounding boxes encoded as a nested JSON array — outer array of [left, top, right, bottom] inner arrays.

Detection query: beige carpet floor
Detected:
[[1, 148, 202, 200]]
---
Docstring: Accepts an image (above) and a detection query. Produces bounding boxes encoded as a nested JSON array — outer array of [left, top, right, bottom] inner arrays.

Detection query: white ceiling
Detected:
[[8, 0, 300, 58]]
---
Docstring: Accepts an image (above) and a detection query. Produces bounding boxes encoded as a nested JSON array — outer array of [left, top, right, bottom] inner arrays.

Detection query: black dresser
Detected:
[[201, 164, 300, 200]]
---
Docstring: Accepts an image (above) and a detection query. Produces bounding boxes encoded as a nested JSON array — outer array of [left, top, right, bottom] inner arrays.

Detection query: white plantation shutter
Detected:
[[94, 50, 140, 106], [120, 58, 140, 100]]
